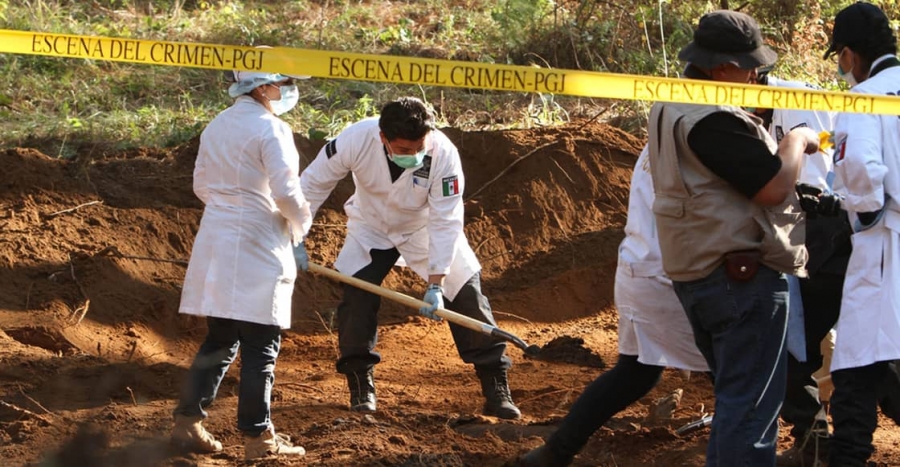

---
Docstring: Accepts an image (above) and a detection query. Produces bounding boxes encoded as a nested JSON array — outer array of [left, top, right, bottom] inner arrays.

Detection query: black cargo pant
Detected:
[[334, 248, 511, 375], [782, 272, 900, 452], [544, 355, 663, 464], [829, 360, 900, 466]]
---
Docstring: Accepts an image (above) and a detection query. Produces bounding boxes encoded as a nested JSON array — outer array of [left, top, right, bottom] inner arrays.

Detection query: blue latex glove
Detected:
[[293, 242, 309, 272], [419, 284, 444, 321]]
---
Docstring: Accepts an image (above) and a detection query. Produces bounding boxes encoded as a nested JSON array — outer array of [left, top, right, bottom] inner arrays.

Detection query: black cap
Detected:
[[678, 10, 777, 69], [824, 2, 893, 59]]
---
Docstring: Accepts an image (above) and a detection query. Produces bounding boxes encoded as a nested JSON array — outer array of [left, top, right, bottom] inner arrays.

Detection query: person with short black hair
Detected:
[[822, 3, 900, 465], [300, 97, 520, 420]]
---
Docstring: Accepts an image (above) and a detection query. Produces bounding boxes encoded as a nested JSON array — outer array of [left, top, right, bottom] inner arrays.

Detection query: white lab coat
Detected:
[[300, 118, 478, 300], [831, 56, 900, 371], [617, 146, 708, 371], [179, 96, 313, 329]]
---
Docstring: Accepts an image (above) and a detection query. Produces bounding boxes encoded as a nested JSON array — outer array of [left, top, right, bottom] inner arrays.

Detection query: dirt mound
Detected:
[[527, 336, 606, 368], [2, 121, 899, 466]]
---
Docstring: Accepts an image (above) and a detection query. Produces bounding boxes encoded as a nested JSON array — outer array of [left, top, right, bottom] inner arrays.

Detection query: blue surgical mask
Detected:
[[389, 149, 427, 169], [270, 84, 299, 115]]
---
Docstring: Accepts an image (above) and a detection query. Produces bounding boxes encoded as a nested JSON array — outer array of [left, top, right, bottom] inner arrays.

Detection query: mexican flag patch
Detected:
[[442, 175, 460, 196], [835, 137, 847, 164]]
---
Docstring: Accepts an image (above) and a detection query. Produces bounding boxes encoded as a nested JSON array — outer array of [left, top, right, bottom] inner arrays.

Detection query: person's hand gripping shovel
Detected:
[[307, 262, 543, 357]]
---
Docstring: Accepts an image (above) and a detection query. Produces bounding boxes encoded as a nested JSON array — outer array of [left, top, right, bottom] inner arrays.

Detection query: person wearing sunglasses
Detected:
[[646, 10, 819, 466]]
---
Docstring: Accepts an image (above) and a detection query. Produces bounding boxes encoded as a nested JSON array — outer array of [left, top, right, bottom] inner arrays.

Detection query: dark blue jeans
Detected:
[[173, 316, 282, 436], [673, 264, 788, 466]]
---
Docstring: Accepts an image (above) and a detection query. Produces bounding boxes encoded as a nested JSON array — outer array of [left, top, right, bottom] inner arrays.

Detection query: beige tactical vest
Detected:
[[648, 102, 807, 282]]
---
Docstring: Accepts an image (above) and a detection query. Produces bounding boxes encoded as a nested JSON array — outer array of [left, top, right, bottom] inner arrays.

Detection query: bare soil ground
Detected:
[[1, 120, 898, 466]]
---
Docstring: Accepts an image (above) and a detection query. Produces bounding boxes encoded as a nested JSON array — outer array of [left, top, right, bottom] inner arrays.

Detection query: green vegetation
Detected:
[[0, 0, 896, 155]]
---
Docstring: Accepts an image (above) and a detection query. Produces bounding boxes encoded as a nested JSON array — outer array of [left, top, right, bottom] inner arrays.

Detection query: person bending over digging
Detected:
[[300, 97, 520, 419]]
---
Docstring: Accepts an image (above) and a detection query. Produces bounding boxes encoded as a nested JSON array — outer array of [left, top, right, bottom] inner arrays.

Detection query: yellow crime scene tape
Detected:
[[3, 29, 900, 115]]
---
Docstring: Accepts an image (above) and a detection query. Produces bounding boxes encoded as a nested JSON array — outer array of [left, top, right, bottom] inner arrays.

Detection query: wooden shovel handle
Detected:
[[307, 262, 495, 335]]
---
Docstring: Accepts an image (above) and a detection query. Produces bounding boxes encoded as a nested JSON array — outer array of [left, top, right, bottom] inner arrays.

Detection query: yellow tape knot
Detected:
[[819, 131, 835, 151]]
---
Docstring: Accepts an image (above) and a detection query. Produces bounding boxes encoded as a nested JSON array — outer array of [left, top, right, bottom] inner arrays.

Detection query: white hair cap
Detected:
[[227, 70, 310, 98]]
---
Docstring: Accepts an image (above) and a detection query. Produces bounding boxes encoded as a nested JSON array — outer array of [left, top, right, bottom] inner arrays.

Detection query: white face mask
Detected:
[[269, 84, 299, 115], [837, 64, 858, 87], [836, 50, 859, 87]]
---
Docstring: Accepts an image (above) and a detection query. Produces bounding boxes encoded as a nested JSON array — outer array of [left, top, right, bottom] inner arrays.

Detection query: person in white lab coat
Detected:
[[749, 71, 850, 466], [517, 145, 709, 467], [171, 68, 311, 460], [753, 70, 900, 466], [300, 97, 520, 419], [823, 3, 900, 465]]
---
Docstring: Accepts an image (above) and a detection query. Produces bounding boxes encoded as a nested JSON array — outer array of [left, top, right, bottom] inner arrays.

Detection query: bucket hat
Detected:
[[678, 10, 777, 69]]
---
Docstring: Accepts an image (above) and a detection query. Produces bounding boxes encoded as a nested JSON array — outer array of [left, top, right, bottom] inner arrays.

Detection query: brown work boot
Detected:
[[170, 415, 222, 453], [477, 369, 521, 420], [347, 368, 376, 413], [244, 426, 306, 460]]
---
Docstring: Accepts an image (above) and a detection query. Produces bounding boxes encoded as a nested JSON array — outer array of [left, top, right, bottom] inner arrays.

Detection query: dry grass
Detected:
[[0, 0, 879, 152]]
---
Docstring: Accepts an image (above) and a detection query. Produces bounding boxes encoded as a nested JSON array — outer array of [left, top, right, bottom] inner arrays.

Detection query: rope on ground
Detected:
[[94, 245, 188, 266], [68, 253, 91, 326], [0, 400, 53, 425], [516, 386, 577, 406], [17, 385, 53, 416], [492, 311, 532, 324], [282, 382, 326, 395], [465, 141, 560, 201], [44, 200, 103, 219]]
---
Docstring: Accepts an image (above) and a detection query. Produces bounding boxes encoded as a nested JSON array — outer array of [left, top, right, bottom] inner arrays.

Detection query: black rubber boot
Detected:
[[347, 368, 376, 413], [477, 369, 521, 420]]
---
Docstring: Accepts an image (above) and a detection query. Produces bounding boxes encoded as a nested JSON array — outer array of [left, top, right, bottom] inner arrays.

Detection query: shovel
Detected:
[[308, 262, 542, 357]]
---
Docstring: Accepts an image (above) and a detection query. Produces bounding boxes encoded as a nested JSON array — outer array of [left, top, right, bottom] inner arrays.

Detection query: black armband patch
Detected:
[[413, 155, 432, 178], [325, 140, 337, 159]]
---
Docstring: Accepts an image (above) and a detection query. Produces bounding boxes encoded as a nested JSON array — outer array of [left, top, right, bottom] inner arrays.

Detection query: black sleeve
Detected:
[[687, 112, 782, 199]]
